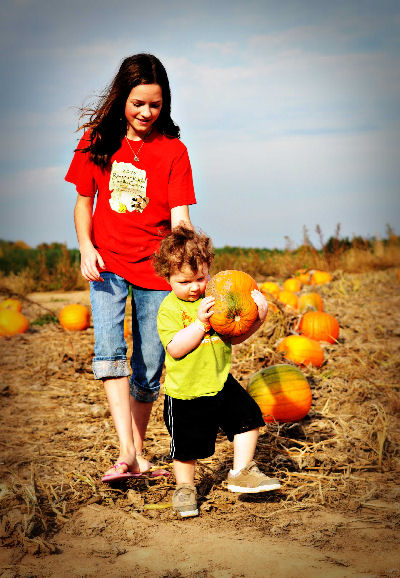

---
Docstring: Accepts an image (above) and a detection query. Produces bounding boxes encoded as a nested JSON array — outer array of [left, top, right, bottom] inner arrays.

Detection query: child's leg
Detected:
[[229, 429, 281, 494], [172, 460, 198, 518], [232, 428, 259, 471], [173, 459, 196, 485], [218, 376, 281, 493]]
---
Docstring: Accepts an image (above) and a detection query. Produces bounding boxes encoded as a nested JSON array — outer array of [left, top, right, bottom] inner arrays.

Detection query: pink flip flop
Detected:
[[101, 462, 145, 483]]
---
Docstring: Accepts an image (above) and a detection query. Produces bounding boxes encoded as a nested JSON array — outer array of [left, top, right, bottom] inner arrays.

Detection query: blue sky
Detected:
[[0, 0, 399, 249]]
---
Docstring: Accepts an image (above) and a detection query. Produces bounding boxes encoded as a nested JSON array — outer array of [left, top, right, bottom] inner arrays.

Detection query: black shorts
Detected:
[[163, 373, 265, 461]]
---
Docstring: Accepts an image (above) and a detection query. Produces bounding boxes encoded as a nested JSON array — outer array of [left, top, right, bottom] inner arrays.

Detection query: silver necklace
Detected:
[[125, 136, 145, 162]]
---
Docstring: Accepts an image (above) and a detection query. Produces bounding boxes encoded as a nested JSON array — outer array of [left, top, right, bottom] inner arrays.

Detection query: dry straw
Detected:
[[0, 268, 399, 550]]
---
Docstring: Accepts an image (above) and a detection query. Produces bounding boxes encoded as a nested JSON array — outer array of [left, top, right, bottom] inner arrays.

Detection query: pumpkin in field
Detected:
[[299, 311, 339, 343], [0, 309, 29, 336], [0, 298, 22, 312], [277, 335, 324, 368], [259, 281, 280, 299], [205, 270, 258, 336], [247, 364, 312, 423], [59, 304, 90, 331], [298, 292, 324, 313], [295, 269, 311, 285], [310, 270, 332, 285], [278, 290, 299, 310], [283, 278, 302, 292]]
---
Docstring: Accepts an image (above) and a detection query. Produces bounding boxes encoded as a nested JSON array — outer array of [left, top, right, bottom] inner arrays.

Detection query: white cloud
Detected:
[[0, 0, 399, 248]]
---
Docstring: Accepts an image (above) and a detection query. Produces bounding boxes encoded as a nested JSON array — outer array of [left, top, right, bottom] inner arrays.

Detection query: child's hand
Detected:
[[251, 289, 268, 323], [197, 296, 215, 324]]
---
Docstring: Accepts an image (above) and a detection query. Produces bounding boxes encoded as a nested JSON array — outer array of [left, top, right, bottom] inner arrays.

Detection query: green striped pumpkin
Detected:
[[247, 364, 312, 423]]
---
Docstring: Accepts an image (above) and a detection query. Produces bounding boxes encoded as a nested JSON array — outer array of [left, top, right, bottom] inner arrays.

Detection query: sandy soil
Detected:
[[0, 270, 399, 577]]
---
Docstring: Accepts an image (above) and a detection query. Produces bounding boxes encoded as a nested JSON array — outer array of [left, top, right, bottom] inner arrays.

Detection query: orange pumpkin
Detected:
[[299, 311, 339, 343], [295, 269, 311, 285], [277, 335, 324, 367], [259, 281, 281, 298], [278, 290, 299, 310], [0, 309, 29, 336], [205, 270, 258, 336], [298, 292, 324, 313], [283, 278, 302, 292], [247, 364, 312, 423], [310, 270, 332, 285], [0, 298, 22, 312], [59, 304, 90, 331]]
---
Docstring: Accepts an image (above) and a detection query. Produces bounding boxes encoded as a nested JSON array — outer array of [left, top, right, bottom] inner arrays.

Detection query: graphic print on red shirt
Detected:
[[65, 131, 196, 289]]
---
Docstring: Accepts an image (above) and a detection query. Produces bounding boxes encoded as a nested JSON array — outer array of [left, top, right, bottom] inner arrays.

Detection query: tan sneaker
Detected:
[[226, 461, 281, 493], [172, 484, 199, 518]]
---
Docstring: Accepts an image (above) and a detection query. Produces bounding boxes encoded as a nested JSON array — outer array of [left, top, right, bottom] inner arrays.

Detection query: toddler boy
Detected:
[[154, 226, 281, 518]]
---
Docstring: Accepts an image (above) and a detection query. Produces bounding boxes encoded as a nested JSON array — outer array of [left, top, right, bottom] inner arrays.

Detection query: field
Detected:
[[0, 251, 399, 576]]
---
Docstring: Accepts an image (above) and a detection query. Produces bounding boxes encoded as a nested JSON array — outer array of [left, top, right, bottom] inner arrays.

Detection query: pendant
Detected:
[[134, 155, 139, 162]]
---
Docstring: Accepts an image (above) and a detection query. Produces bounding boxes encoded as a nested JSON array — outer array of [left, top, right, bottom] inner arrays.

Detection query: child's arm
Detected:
[[166, 296, 215, 359], [230, 290, 268, 345], [74, 195, 105, 282]]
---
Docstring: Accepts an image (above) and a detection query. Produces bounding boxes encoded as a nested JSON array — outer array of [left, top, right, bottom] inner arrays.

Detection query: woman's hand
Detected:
[[80, 243, 105, 282], [251, 289, 268, 323], [74, 194, 105, 282], [197, 295, 215, 325]]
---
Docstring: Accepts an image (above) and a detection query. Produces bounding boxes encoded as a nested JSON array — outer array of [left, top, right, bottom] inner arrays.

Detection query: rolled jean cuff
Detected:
[[129, 380, 160, 403], [92, 358, 130, 380]]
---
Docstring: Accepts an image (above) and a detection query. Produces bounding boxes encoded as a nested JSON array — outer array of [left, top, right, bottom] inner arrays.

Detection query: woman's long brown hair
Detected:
[[77, 53, 180, 168]]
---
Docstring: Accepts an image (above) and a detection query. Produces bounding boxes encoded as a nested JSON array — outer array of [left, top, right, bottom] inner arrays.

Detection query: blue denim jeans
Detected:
[[90, 272, 169, 402]]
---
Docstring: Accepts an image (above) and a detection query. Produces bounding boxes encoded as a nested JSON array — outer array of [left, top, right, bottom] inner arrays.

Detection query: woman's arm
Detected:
[[171, 205, 192, 230], [166, 296, 215, 359], [230, 290, 268, 345], [74, 194, 105, 281]]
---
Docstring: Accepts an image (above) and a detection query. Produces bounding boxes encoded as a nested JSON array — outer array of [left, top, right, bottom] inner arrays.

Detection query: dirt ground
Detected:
[[0, 269, 399, 577]]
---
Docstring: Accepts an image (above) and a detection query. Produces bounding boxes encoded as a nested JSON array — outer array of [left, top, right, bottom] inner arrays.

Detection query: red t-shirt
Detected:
[[65, 130, 196, 289]]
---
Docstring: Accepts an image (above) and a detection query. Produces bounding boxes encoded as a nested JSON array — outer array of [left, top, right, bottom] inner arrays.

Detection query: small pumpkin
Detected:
[[299, 311, 339, 343], [283, 278, 302, 292], [295, 269, 311, 285], [310, 270, 332, 285], [59, 304, 90, 331], [247, 364, 312, 423], [298, 292, 324, 313], [278, 290, 299, 309], [277, 335, 324, 367], [205, 270, 258, 336], [0, 309, 29, 336], [259, 281, 281, 298], [0, 298, 22, 312]]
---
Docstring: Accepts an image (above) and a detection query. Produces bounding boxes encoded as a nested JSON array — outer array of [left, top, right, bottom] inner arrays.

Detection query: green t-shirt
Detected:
[[157, 292, 232, 400]]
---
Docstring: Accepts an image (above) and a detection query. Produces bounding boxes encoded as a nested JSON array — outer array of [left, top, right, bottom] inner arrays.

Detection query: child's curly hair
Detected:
[[153, 226, 214, 279]]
